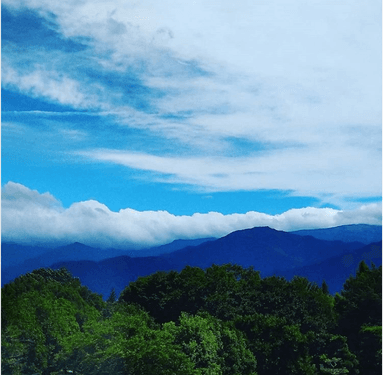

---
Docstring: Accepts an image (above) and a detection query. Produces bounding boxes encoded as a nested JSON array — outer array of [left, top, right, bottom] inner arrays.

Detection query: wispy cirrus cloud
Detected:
[[2, 182, 381, 249], [1, 0, 381, 209], [79, 147, 381, 207], [2, 63, 95, 109]]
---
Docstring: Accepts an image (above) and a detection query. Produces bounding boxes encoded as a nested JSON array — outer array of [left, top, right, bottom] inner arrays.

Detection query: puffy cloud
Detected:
[[2, 182, 381, 249], [2, 181, 62, 211]]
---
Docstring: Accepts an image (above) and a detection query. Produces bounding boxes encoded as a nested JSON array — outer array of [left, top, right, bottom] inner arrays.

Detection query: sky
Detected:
[[1, 0, 382, 249]]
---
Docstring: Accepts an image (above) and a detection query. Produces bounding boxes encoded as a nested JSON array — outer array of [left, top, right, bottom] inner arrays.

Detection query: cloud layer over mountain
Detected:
[[2, 182, 381, 249]]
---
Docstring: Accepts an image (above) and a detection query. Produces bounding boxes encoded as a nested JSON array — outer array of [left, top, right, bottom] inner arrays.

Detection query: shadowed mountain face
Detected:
[[291, 224, 382, 244], [1, 242, 122, 269], [1, 238, 216, 286], [276, 241, 382, 294], [1, 242, 126, 287], [1, 238, 216, 270], [160, 227, 364, 273], [127, 238, 217, 257], [1, 243, 50, 268], [2, 225, 381, 298], [51, 256, 177, 299], [49, 227, 369, 298]]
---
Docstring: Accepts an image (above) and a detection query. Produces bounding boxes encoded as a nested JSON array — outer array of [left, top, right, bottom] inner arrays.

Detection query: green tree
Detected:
[[313, 334, 359, 375], [107, 288, 117, 304], [335, 261, 382, 374], [119, 270, 184, 323], [335, 261, 382, 334], [357, 325, 382, 375], [235, 314, 358, 375], [321, 280, 330, 295], [2, 268, 104, 375], [119, 264, 262, 323], [60, 303, 196, 375], [235, 313, 316, 375], [168, 312, 257, 375]]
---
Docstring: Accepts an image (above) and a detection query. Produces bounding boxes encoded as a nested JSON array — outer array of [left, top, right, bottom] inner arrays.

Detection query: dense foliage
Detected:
[[2, 261, 381, 374]]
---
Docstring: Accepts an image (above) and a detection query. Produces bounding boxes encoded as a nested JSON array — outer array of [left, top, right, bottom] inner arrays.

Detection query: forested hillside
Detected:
[[2, 262, 381, 375]]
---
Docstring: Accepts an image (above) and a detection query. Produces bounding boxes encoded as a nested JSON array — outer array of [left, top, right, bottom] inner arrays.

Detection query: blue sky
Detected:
[[1, 0, 382, 248]]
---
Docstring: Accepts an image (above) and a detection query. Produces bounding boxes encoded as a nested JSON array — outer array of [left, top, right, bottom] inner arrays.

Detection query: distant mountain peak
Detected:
[[291, 224, 382, 244], [60, 242, 94, 249]]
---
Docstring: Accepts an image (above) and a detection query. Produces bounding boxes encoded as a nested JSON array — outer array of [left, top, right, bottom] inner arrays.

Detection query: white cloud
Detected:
[[2, 0, 381, 203], [2, 182, 62, 211], [3, 0, 381, 129], [79, 147, 381, 204], [58, 129, 88, 141], [2, 63, 107, 112], [2, 182, 381, 249]]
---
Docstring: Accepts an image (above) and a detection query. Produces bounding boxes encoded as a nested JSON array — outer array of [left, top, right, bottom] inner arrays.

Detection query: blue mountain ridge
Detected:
[[48, 226, 379, 298], [291, 224, 382, 244], [2, 224, 381, 298], [274, 241, 382, 294], [1, 238, 216, 286]]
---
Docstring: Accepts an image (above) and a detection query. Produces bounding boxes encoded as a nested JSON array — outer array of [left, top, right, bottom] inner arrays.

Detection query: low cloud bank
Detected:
[[2, 182, 382, 249]]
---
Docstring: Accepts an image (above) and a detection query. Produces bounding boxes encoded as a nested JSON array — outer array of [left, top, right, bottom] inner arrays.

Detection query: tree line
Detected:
[[2, 261, 381, 374]]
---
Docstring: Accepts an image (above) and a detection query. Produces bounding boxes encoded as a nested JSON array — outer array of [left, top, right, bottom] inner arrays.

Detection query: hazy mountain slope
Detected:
[[48, 227, 365, 298], [275, 241, 382, 294], [51, 256, 176, 298], [161, 227, 364, 273], [1, 238, 216, 286], [2, 223, 377, 271], [1, 242, 125, 269], [2, 242, 51, 268], [1, 242, 126, 286], [291, 224, 382, 244], [132, 238, 217, 257]]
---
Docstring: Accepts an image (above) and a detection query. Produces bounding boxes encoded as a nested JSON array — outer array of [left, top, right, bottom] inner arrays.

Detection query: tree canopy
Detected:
[[2, 261, 381, 374]]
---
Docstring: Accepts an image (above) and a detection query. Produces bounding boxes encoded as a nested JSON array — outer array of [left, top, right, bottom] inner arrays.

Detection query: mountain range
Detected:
[[52, 225, 381, 297], [1, 237, 216, 286], [291, 224, 382, 244], [2, 224, 382, 297], [276, 241, 382, 294]]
